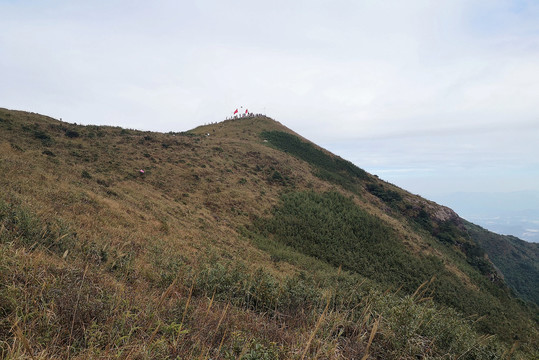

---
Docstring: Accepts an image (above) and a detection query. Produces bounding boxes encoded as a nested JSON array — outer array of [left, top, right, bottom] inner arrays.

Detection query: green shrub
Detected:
[[366, 183, 402, 203], [65, 129, 80, 138], [193, 262, 322, 316], [42, 150, 56, 157], [33, 129, 51, 141], [33, 129, 54, 146], [240, 342, 279, 360]]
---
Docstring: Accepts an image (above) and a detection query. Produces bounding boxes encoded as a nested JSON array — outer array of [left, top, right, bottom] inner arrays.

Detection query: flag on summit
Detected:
[[233, 109, 238, 114]]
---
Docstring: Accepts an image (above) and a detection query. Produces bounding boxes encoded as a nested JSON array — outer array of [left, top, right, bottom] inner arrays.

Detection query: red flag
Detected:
[[234, 109, 238, 114], [245, 109, 248, 114]]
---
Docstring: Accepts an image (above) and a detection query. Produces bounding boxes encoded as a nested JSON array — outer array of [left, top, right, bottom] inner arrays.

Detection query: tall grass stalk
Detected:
[[204, 288, 216, 319], [67, 264, 88, 359], [456, 334, 495, 360], [300, 294, 331, 360], [501, 341, 519, 359], [213, 303, 230, 339], [176, 276, 196, 344], [12, 321, 36, 360], [360, 315, 381, 360], [216, 329, 227, 357], [412, 276, 435, 300], [158, 271, 181, 308]]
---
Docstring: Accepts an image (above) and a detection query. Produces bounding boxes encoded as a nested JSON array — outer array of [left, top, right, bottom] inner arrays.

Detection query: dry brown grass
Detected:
[[0, 109, 367, 358], [0, 107, 436, 279]]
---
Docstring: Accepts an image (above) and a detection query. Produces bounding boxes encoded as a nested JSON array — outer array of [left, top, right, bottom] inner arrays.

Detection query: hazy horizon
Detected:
[[428, 190, 539, 243]]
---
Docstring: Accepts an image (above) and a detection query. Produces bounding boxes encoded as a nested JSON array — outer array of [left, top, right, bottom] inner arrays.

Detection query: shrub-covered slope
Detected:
[[465, 222, 539, 305], [0, 107, 537, 359]]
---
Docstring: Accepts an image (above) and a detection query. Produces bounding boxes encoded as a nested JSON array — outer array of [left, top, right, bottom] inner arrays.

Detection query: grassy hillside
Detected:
[[0, 107, 538, 359]]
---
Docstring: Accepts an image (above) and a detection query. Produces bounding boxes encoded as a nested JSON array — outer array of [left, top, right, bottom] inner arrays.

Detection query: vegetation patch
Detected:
[[254, 191, 445, 292], [366, 182, 402, 204], [190, 260, 505, 359], [42, 149, 56, 157], [0, 199, 76, 257], [253, 191, 539, 347], [33, 129, 54, 146], [466, 222, 539, 305], [65, 129, 80, 138], [406, 208, 499, 278], [261, 131, 368, 191], [81, 170, 92, 179]]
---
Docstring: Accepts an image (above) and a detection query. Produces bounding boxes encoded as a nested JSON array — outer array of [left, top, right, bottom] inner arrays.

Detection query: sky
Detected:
[[1, 1, 539, 239]]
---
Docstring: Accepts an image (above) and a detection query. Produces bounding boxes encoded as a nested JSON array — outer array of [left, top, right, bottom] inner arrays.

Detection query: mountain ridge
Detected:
[[0, 107, 537, 359]]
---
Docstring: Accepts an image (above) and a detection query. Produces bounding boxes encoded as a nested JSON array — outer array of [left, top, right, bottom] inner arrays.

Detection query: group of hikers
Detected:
[[225, 108, 264, 120]]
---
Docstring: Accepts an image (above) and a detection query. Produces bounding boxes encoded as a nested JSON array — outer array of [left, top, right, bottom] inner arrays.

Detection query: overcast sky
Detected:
[[2, 0, 539, 202]]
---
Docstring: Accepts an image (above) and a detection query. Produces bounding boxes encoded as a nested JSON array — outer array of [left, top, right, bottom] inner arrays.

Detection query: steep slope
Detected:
[[0, 107, 537, 359], [465, 222, 539, 304]]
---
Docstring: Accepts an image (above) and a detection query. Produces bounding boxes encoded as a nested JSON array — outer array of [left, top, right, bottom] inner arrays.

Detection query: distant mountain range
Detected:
[[432, 191, 539, 242]]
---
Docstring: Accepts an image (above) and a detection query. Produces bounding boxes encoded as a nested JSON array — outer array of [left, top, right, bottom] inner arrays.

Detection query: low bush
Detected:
[[33, 129, 54, 146], [81, 170, 92, 179], [65, 129, 80, 138], [367, 182, 402, 204]]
